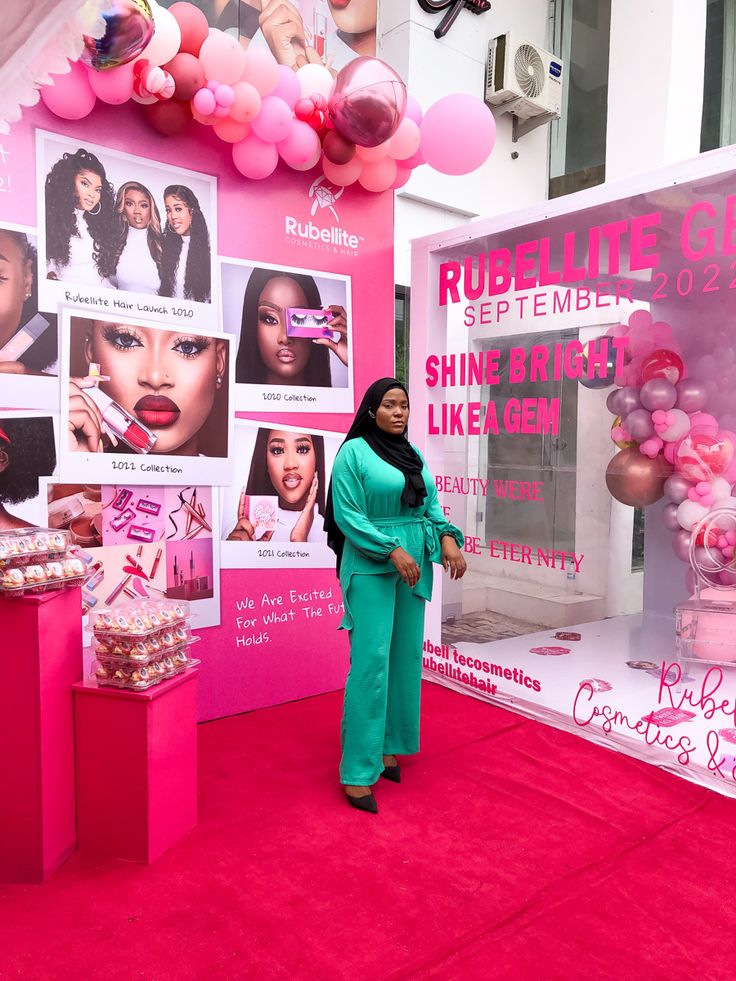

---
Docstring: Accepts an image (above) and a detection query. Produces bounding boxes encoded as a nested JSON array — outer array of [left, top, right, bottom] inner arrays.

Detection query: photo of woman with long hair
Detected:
[[227, 428, 327, 543], [67, 318, 228, 458], [159, 185, 211, 303], [235, 267, 348, 387], [0, 228, 57, 376], [112, 181, 162, 295], [0, 416, 57, 531], [45, 149, 118, 287]]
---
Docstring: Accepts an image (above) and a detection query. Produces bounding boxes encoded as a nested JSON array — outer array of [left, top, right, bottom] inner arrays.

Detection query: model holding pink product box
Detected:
[[235, 268, 348, 387], [227, 428, 327, 543]]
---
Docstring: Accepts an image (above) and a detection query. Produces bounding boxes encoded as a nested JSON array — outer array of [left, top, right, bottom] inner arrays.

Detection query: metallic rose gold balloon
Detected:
[[81, 0, 155, 71], [328, 57, 407, 148], [605, 447, 673, 508]]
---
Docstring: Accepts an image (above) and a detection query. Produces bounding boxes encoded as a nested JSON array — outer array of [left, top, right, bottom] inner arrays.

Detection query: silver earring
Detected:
[[368, 409, 376, 418], [88, 202, 101, 216], [216, 375, 222, 388]]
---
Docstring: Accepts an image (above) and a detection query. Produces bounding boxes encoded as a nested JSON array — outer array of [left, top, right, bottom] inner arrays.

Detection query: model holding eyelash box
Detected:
[[67, 318, 227, 458], [45, 149, 118, 288], [227, 428, 327, 543], [235, 267, 348, 388], [111, 181, 163, 295], [159, 185, 211, 304]]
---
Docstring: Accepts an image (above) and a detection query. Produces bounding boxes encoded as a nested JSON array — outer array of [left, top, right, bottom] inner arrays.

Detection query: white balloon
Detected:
[[296, 64, 334, 101], [140, 3, 182, 67], [677, 499, 708, 531], [711, 478, 733, 501]]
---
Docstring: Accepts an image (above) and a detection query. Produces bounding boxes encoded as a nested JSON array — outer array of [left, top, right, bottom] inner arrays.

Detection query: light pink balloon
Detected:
[[251, 95, 293, 143], [240, 49, 279, 96], [41, 63, 97, 120], [420, 94, 496, 175], [389, 117, 421, 160], [230, 82, 261, 122], [404, 95, 423, 125], [213, 117, 250, 143], [278, 121, 321, 170], [356, 141, 389, 162], [193, 87, 216, 116], [232, 133, 279, 180], [199, 30, 246, 84], [403, 146, 425, 170], [358, 156, 397, 193], [272, 64, 301, 109], [391, 166, 411, 189], [87, 63, 135, 104], [322, 156, 363, 187], [628, 310, 653, 331], [215, 84, 235, 108]]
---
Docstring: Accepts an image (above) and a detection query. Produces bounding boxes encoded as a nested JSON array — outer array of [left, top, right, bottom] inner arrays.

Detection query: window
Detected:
[[394, 286, 410, 386], [701, 0, 736, 150], [549, 0, 611, 199]]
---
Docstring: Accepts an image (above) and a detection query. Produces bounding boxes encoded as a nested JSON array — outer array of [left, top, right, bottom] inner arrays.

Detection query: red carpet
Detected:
[[0, 681, 733, 980]]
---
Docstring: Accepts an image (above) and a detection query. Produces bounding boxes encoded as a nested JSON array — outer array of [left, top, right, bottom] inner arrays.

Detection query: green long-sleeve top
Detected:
[[330, 437, 464, 630]]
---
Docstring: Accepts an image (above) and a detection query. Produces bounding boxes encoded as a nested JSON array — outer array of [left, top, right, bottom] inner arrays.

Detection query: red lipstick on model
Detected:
[[330, 0, 352, 8], [134, 395, 182, 429], [81, 368, 157, 455]]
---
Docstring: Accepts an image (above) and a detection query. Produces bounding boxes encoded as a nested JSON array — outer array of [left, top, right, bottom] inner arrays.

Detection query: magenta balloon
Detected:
[[328, 56, 407, 148], [640, 377, 677, 411], [420, 94, 496, 176], [663, 473, 693, 504], [272, 64, 302, 109], [676, 378, 709, 414], [87, 62, 134, 104], [624, 408, 655, 441], [232, 133, 279, 180], [661, 501, 681, 532], [672, 529, 692, 562], [251, 95, 294, 143], [81, 0, 154, 70], [41, 63, 97, 120]]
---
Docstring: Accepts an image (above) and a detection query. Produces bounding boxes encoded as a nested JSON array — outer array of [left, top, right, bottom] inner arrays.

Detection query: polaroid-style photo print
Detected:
[[45, 481, 221, 630], [220, 419, 343, 569], [59, 310, 234, 487], [221, 258, 353, 414], [0, 221, 59, 410], [36, 130, 219, 330], [0, 412, 58, 532]]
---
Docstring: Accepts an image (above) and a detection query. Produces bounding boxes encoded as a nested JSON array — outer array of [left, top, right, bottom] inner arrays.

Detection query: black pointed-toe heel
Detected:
[[345, 791, 378, 814], [380, 764, 401, 783]]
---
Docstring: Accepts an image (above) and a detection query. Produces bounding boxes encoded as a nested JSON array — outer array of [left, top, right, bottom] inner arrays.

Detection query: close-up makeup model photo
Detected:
[[61, 312, 233, 485]]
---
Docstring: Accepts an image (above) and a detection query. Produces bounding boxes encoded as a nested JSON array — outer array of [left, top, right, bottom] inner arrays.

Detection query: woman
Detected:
[[235, 267, 348, 387], [45, 148, 117, 286], [0, 417, 57, 531], [68, 319, 227, 457], [0, 229, 57, 375], [227, 428, 327, 543], [112, 182, 163, 295], [159, 185, 211, 303], [325, 378, 467, 813]]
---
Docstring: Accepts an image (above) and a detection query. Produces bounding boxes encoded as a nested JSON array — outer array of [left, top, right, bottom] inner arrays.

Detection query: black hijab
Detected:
[[324, 378, 427, 573]]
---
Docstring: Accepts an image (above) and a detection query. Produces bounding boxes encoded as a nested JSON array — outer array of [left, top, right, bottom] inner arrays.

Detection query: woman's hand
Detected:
[[441, 536, 467, 580], [290, 474, 318, 542], [259, 0, 322, 69], [227, 516, 256, 542], [390, 546, 421, 587], [68, 379, 104, 453], [313, 305, 348, 366]]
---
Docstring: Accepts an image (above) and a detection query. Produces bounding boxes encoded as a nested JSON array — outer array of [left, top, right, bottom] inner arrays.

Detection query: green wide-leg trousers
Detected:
[[339, 571, 426, 786]]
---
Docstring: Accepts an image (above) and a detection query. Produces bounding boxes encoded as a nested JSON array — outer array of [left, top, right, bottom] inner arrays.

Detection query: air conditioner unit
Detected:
[[485, 32, 563, 122]]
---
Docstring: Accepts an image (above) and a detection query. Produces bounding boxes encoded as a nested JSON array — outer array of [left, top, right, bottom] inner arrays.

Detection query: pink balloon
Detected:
[[41, 63, 97, 120], [420, 94, 496, 175], [628, 310, 653, 331], [251, 96, 294, 143], [329, 56, 407, 148], [403, 146, 425, 170], [230, 82, 261, 122], [193, 87, 216, 116], [240, 49, 280, 96], [322, 156, 363, 187], [356, 141, 389, 162], [87, 62, 134, 104], [213, 117, 250, 143], [358, 157, 397, 193], [199, 30, 246, 85], [215, 84, 235, 108], [389, 117, 421, 160], [278, 121, 321, 170], [232, 132, 279, 179], [272, 64, 302, 109], [391, 166, 411, 189], [404, 95, 423, 125]]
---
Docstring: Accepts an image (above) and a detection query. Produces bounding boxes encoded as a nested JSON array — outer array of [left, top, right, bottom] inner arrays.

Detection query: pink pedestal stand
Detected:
[[0, 588, 83, 883], [73, 671, 198, 864]]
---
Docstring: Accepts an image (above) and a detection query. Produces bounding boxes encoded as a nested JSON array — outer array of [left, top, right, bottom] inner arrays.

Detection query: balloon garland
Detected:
[[602, 309, 736, 591], [36, 0, 497, 192]]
